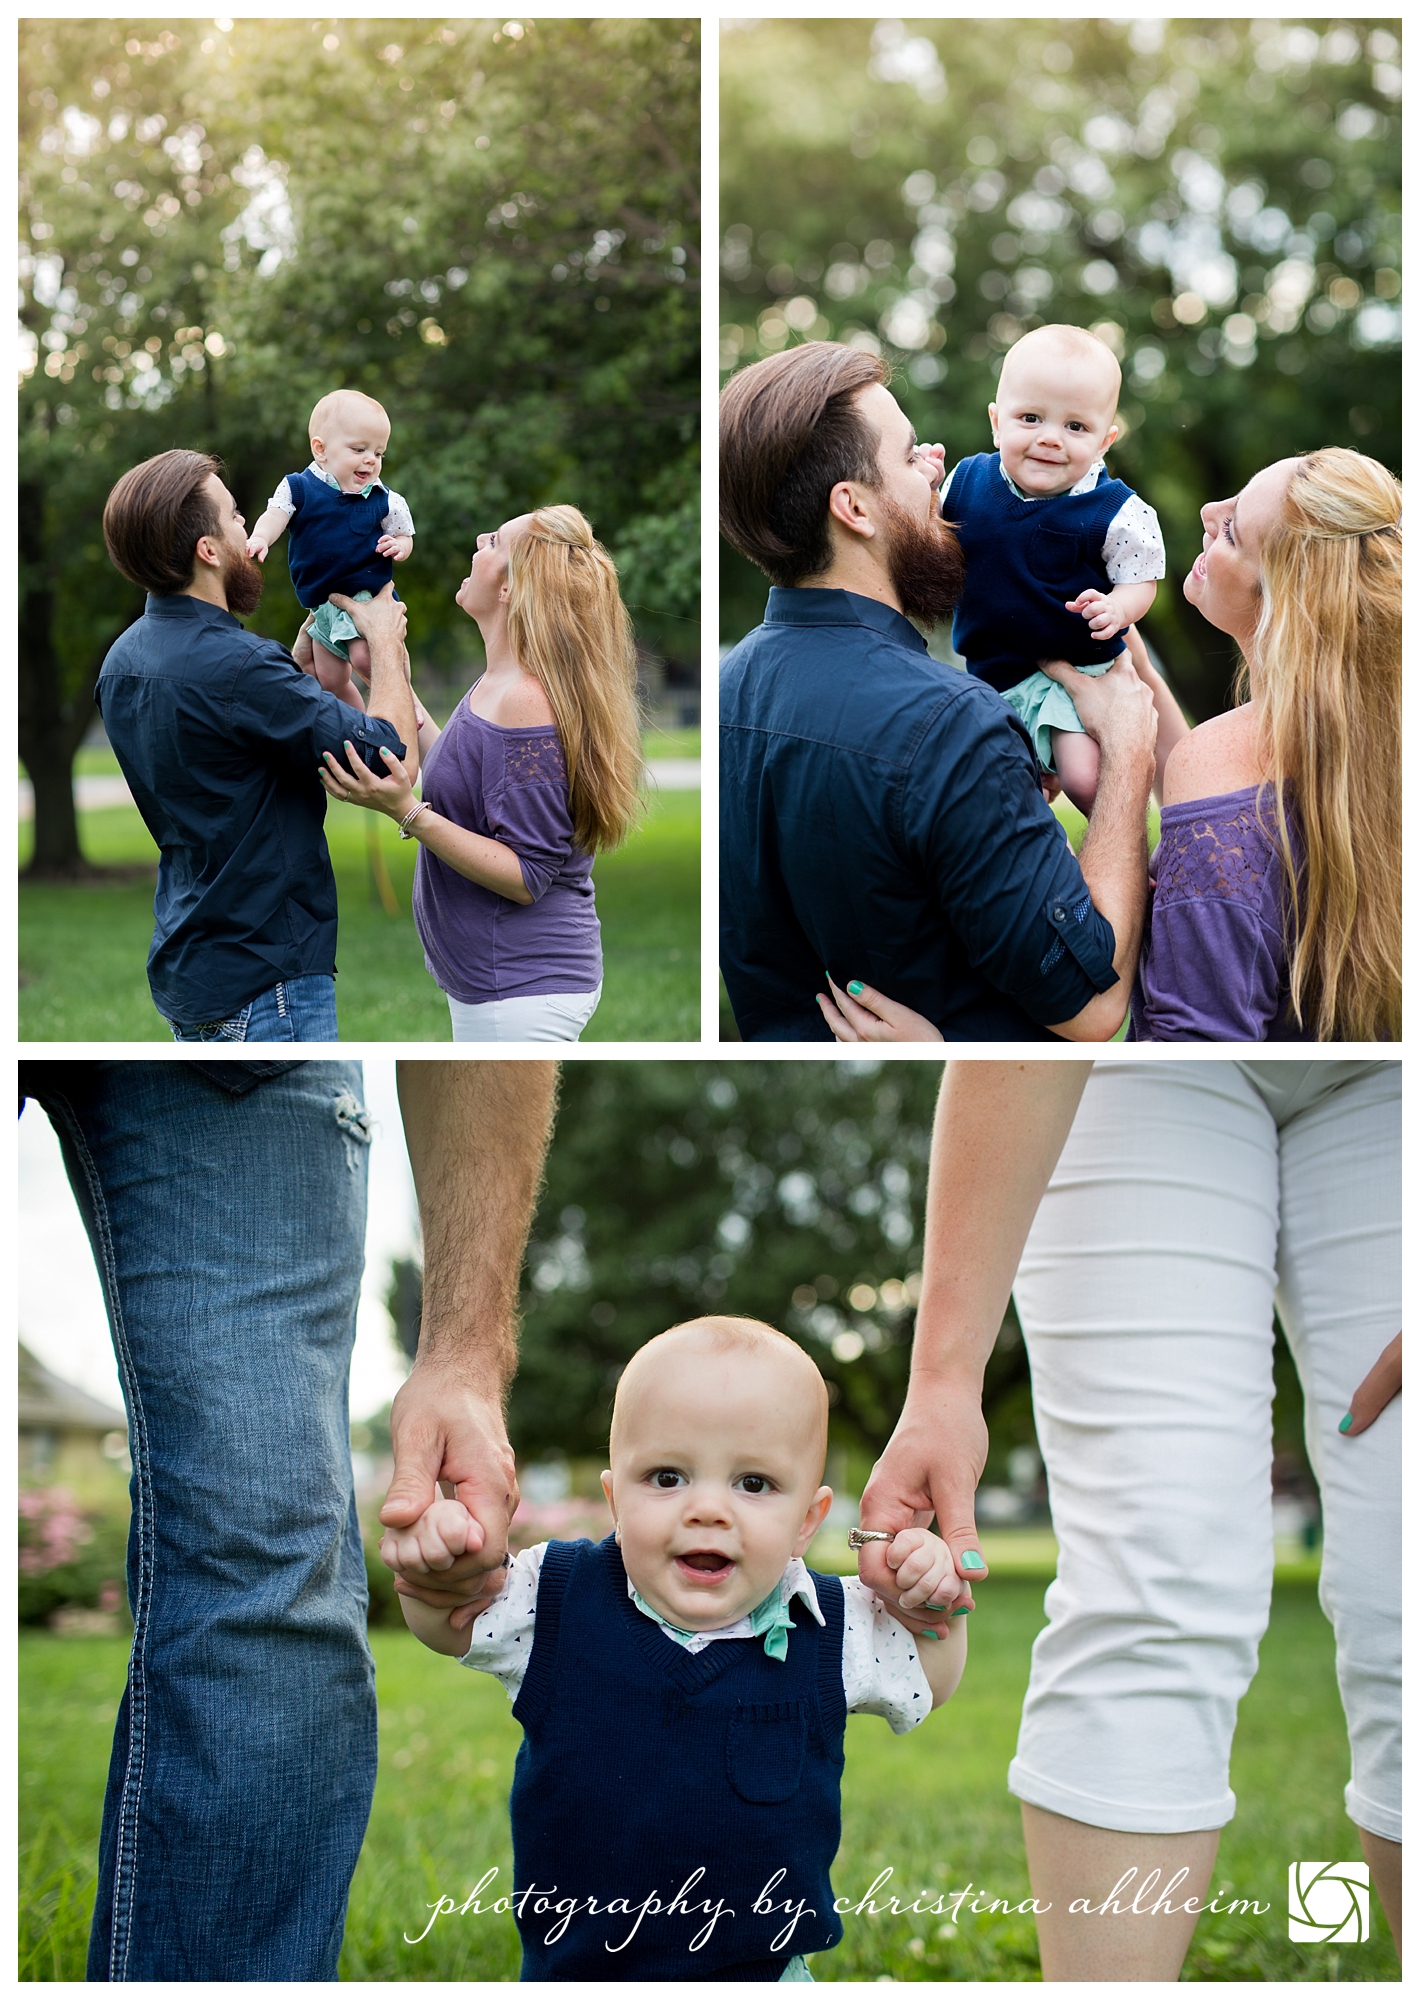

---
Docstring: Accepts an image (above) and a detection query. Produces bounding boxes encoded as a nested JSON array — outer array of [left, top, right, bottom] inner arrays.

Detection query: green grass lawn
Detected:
[[19, 1580, 1395, 1981], [18, 789, 698, 1043]]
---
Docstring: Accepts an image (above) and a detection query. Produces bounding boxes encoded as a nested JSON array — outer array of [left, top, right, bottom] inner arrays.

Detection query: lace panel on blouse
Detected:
[[503, 733, 568, 787], [1152, 795, 1278, 910]]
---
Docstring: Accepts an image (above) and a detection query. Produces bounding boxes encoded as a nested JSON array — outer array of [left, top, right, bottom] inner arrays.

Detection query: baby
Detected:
[[387, 1316, 970, 1982], [246, 388, 414, 712], [938, 323, 1167, 814]]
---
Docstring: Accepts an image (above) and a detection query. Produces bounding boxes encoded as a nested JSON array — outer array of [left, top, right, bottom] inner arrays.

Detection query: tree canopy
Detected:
[[720, 17, 1399, 719], [20, 17, 699, 868]]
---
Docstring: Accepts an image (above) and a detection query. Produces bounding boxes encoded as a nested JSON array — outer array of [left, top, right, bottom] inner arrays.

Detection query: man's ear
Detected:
[[192, 531, 224, 571], [826, 480, 878, 542]]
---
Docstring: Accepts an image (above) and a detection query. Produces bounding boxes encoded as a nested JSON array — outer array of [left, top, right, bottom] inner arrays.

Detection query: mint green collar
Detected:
[[630, 1569, 818, 1661], [999, 454, 1104, 503]]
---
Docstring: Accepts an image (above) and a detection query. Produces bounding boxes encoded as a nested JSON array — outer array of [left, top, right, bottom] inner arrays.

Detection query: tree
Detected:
[[509, 1060, 1034, 1481], [20, 17, 699, 873], [720, 18, 1399, 719]]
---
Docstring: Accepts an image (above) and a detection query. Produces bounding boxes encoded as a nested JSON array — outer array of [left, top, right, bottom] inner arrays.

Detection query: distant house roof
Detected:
[[19, 1342, 127, 1434]]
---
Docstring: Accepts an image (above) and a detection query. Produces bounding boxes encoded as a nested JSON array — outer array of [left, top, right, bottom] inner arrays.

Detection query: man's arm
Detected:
[[857, 1062, 1090, 1605], [328, 583, 420, 784], [1041, 652, 1157, 1040], [383, 1062, 558, 1625]]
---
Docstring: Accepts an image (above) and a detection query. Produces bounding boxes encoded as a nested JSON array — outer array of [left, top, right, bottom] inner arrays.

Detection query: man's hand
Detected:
[[329, 579, 407, 648], [377, 532, 414, 562], [856, 1385, 990, 1605], [1040, 650, 1158, 767], [380, 1362, 521, 1627]]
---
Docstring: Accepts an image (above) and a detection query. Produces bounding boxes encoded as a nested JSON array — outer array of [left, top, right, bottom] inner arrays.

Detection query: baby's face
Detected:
[[602, 1340, 831, 1632], [989, 345, 1119, 497], [312, 414, 391, 493]]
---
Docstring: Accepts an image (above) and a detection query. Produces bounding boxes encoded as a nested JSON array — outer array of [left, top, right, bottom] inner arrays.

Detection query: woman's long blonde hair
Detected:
[[505, 506, 643, 854], [1243, 447, 1401, 1040]]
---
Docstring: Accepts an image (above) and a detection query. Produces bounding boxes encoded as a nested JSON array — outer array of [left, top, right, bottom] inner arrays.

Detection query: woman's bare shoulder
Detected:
[[1162, 703, 1263, 807], [466, 672, 556, 730]]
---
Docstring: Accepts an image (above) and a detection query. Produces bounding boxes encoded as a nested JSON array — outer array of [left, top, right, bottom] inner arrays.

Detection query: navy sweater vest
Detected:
[[509, 1536, 847, 1981], [283, 468, 395, 609], [943, 451, 1133, 692]]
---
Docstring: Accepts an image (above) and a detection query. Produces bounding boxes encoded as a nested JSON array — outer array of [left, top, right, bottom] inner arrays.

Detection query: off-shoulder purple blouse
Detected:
[[1128, 784, 1308, 1042], [411, 701, 601, 1005]]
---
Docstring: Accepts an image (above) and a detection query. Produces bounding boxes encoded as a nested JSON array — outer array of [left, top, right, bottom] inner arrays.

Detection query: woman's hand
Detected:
[[1340, 1332, 1400, 1436], [816, 974, 944, 1042], [319, 741, 416, 820]]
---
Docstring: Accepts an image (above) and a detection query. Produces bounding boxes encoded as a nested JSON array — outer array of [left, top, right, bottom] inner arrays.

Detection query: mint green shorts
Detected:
[[306, 592, 372, 664], [1001, 657, 1114, 772], [780, 1955, 814, 1980]]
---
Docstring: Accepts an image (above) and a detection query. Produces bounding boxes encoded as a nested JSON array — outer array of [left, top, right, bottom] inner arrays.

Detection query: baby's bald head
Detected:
[[609, 1317, 829, 1480], [309, 388, 389, 447], [997, 323, 1122, 420]]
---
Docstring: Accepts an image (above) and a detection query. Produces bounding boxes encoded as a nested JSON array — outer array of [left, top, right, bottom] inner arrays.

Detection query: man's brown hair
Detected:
[[720, 342, 889, 586], [103, 449, 223, 595]]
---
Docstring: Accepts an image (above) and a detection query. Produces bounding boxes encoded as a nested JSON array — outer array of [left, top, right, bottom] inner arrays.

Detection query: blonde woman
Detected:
[[322, 506, 641, 1040], [820, 448, 1401, 1043]]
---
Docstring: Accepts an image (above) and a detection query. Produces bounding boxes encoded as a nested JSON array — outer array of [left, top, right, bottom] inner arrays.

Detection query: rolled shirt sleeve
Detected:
[[228, 638, 405, 776], [903, 694, 1119, 1027]]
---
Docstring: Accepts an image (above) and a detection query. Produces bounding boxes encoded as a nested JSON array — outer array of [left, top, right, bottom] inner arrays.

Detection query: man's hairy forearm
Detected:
[[1074, 749, 1151, 997], [909, 1062, 1090, 1391], [365, 634, 420, 782], [396, 1062, 558, 1394]]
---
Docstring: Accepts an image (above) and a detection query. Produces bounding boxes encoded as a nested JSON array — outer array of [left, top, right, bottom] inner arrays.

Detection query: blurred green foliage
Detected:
[[508, 1061, 1318, 1499], [20, 17, 699, 867], [720, 18, 1399, 719]]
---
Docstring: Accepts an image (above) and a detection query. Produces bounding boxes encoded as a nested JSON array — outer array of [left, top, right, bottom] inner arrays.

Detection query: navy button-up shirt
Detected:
[[720, 588, 1119, 1041], [96, 594, 405, 1023]]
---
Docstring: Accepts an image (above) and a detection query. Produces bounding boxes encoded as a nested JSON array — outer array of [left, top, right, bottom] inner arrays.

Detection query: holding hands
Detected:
[[880, 1526, 972, 1629]]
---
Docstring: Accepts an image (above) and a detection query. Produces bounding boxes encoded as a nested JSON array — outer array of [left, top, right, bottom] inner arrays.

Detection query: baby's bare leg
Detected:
[[345, 635, 372, 684], [311, 639, 368, 713], [1052, 727, 1101, 817]]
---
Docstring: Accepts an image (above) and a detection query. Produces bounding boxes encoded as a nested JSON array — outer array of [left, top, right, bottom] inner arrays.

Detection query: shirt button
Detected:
[[1052, 904, 1066, 922]]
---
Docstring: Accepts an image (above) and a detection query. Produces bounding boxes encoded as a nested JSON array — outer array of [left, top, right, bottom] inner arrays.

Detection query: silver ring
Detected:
[[847, 1527, 892, 1549]]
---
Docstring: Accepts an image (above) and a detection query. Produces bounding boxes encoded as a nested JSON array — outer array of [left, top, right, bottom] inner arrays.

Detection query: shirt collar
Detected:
[[998, 454, 1106, 503], [307, 459, 385, 500], [763, 586, 929, 654], [628, 1557, 824, 1655], [143, 592, 242, 626]]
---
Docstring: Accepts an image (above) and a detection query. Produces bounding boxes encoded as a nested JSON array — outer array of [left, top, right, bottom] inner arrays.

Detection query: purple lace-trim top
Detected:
[[1128, 783, 1309, 1042], [411, 701, 601, 1005]]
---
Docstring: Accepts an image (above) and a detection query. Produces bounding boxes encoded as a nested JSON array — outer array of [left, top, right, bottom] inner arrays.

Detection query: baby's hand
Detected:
[[911, 441, 947, 493], [246, 535, 269, 562], [884, 1528, 969, 1621], [379, 1496, 479, 1576], [1065, 587, 1127, 641], [377, 533, 414, 561]]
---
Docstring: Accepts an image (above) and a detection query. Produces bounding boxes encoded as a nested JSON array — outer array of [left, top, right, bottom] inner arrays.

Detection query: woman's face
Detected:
[[456, 513, 533, 622], [1183, 457, 1299, 649]]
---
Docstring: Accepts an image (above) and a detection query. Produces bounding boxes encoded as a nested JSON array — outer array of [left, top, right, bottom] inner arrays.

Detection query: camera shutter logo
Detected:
[[1287, 1862, 1369, 1943]]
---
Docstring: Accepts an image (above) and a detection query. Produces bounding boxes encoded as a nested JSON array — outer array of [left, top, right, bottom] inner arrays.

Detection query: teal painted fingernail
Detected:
[[960, 1551, 986, 1571], [847, 980, 864, 997], [919, 1629, 940, 1641], [924, 1602, 947, 1612], [1338, 1411, 1353, 1433], [950, 1606, 971, 1617]]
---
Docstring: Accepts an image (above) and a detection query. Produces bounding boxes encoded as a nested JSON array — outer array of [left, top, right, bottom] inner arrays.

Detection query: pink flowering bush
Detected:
[[508, 1496, 613, 1553], [18, 1488, 130, 1627]]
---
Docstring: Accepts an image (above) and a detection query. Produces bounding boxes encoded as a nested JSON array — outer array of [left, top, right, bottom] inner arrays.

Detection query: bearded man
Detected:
[[98, 451, 418, 1039], [719, 343, 1158, 1041]]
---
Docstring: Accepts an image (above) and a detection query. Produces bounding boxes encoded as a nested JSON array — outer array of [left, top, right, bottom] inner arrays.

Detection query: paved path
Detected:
[[19, 762, 701, 819]]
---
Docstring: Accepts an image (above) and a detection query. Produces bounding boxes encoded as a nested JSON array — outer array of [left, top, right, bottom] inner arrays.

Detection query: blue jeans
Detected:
[[164, 973, 340, 1042], [23, 1062, 377, 1980]]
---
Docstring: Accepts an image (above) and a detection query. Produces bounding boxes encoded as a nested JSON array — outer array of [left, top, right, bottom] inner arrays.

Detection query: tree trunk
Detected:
[[18, 480, 129, 877]]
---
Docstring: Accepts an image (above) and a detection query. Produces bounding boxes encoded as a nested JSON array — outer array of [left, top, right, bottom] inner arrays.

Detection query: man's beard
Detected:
[[220, 542, 265, 617], [879, 495, 966, 630]]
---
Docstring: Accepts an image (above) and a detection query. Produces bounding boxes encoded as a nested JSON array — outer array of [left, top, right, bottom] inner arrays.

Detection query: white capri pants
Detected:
[[1008, 1060, 1399, 1840], [446, 984, 602, 1043]]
